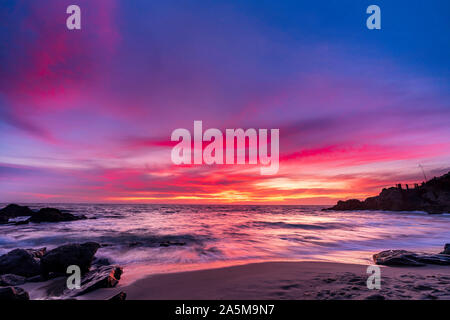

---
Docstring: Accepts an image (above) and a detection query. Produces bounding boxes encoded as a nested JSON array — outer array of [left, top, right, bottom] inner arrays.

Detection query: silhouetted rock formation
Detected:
[[325, 171, 450, 214], [29, 207, 87, 223]]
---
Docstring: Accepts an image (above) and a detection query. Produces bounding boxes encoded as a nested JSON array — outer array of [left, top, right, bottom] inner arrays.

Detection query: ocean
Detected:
[[1, 204, 449, 281]]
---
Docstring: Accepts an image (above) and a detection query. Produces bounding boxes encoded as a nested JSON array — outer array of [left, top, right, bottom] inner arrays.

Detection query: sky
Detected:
[[0, 0, 449, 204]]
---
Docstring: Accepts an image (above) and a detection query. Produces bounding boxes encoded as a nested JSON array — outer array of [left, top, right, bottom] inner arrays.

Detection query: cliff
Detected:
[[325, 171, 450, 214]]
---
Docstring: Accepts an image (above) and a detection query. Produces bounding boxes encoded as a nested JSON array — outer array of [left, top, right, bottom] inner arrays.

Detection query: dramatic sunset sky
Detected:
[[0, 0, 449, 204]]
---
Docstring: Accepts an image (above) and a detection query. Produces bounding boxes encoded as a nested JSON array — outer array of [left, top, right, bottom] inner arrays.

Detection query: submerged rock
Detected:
[[41, 242, 100, 276], [373, 249, 450, 266], [0, 204, 34, 218], [0, 248, 46, 277], [0, 286, 29, 300], [325, 171, 450, 214], [29, 207, 87, 223]]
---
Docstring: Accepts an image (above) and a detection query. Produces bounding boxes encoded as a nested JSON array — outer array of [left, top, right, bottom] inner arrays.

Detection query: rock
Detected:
[[0, 204, 34, 218], [0, 248, 46, 277], [373, 250, 426, 266], [29, 208, 87, 223], [440, 243, 450, 255], [373, 249, 450, 266], [0, 287, 29, 300], [324, 171, 450, 214], [108, 291, 127, 301], [41, 242, 100, 276], [0, 274, 26, 286], [365, 294, 385, 300], [64, 265, 123, 297]]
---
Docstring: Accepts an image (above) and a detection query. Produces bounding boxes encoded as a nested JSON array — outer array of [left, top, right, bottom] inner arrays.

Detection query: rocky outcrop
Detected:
[[325, 171, 450, 214], [0, 287, 29, 300], [0, 248, 46, 277], [29, 208, 87, 223], [64, 265, 123, 297], [373, 247, 450, 266], [40, 242, 100, 276], [0, 204, 34, 218]]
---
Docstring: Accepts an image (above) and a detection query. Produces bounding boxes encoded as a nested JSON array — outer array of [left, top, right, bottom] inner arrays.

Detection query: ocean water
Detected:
[[1, 204, 449, 279]]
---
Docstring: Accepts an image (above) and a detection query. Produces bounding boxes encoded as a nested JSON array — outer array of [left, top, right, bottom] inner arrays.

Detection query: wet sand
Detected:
[[80, 261, 450, 300]]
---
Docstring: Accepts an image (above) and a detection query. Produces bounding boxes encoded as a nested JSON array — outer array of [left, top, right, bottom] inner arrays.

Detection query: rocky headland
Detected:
[[325, 171, 450, 214]]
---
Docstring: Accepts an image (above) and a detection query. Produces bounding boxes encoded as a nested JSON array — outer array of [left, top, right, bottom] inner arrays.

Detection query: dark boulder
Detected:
[[373, 249, 450, 266], [64, 265, 123, 297], [0, 286, 29, 300], [0, 248, 46, 277], [440, 243, 450, 255], [0, 204, 34, 218], [41, 242, 100, 276], [0, 274, 26, 286], [29, 208, 87, 223]]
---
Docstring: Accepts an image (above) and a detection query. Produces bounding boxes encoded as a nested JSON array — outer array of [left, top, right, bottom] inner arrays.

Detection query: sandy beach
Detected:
[[73, 261, 450, 300]]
